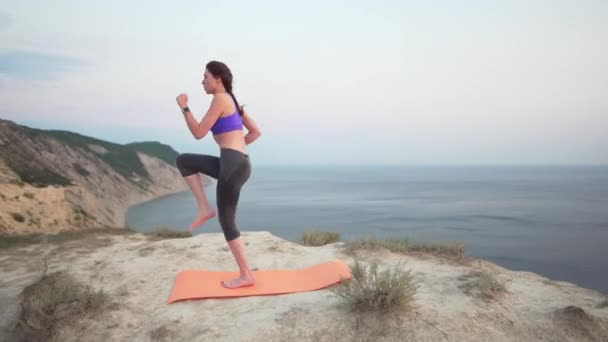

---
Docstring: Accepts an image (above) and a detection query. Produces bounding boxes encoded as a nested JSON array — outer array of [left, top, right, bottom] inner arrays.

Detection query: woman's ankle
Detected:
[[198, 205, 214, 212], [240, 269, 254, 278]]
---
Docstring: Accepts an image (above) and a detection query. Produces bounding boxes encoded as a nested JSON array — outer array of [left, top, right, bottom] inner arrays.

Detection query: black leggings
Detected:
[[175, 148, 251, 241]]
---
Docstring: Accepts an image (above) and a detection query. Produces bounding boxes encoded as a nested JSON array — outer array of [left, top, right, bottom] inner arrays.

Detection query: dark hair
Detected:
[[206, 61, 244, 116]]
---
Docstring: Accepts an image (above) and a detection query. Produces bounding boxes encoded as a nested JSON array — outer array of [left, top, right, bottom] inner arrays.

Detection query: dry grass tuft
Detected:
[[0, 227, 134, 249], [342, 235, 465, 261], [144, 226, 191, 240], [458, 270, 507, 302], [331, 258, 417, 313], [11, 271, 110, 341], [298, 229, 341, 246]]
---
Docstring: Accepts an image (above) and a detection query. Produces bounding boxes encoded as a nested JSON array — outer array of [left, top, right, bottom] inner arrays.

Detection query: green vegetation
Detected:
[[342, 236, 409, 255], [406, 241, 466, 259], [72, 162, 90, 177], [342, 235, 466, 260], [7, 162, 72, 187], [298, 229, 341, 246], [34, 127, 154, 180], [126, 141, 180, 166], [73, 207, 96, 222], [8, 179, 25, 186], [35, 128, 181, 180], [3, 123, 180, 188]]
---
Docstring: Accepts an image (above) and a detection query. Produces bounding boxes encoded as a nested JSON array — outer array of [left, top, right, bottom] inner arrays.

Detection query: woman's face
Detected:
[[202, 69, 221, 94]]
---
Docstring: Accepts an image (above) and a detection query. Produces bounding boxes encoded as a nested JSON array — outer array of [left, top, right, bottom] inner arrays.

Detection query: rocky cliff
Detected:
[[1, 231, 607, 341], [0, 119, 209, 235]]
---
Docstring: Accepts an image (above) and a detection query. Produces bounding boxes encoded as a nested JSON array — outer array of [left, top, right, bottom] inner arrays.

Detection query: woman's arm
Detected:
[[242, 110, 262, 145], [177, 94, 222, 140]]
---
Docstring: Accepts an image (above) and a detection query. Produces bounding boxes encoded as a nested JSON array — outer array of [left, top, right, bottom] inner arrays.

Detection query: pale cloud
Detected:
[[0, 11, 11, 30], [0, 49, 88, 81]]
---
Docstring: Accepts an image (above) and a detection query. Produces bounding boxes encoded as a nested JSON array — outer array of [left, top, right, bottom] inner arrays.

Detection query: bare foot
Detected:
[[188, 208, 216, 232], [221, 273, 256, 289]]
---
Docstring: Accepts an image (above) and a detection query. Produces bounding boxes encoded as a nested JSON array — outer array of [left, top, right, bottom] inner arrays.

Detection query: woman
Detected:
[[175, 60, 262, 289]]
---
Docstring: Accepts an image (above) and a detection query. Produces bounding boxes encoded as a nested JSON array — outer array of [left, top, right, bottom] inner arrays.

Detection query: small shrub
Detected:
[[10, 165, 72, 187], [150, 325, 173, 341], [342, 235, 409, 255], [73, 207, 96, 222], [331, 259, 417, 313], [73, 162, 90, 177], [8, 179, 25, 186], [299, 229, 341, 246], [12, 271, 109, 341], [553, 305, 605, 341], [146, 226, 191, 240], [137, 245, 157, 257], [11, 212, 25, 222], [408, 241, 466, 259], [458, 270, 506, 302]]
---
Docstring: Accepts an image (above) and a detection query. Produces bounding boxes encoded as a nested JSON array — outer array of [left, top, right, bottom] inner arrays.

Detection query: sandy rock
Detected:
[[1, 231, 606, 341]]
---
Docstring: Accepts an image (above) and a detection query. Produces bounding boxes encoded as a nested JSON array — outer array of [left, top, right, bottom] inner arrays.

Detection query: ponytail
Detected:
[[228, 90, 245, 116]]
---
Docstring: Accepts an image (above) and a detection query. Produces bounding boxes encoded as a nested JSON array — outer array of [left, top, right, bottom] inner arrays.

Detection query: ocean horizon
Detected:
[[126, 165, 608, 294]]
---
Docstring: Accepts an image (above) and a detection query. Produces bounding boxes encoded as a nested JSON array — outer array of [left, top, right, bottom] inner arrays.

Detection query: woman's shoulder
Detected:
[[211, 93, 237, 114], [212, 92, 232, 101]]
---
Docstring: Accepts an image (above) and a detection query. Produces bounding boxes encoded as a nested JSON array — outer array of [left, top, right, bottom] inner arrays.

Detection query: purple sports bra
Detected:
[[211, 103, 243, 136]]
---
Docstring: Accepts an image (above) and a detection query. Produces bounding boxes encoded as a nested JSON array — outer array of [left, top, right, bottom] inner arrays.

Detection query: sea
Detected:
[[126, 165, 608, 294]]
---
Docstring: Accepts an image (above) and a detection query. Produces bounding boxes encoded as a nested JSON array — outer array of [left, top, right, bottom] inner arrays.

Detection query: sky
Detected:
[[0, 0, 607, 165]]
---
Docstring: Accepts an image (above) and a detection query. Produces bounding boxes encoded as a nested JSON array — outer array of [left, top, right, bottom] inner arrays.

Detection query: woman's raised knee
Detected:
[[175, 153, 193, 177]]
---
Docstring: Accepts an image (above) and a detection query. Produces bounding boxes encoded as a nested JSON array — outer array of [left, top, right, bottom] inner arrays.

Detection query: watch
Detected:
[[181, 106, 190, 113]]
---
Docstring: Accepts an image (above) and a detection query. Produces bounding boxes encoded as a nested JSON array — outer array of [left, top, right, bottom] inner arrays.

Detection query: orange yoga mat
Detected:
[[167, 260, 352, 303]]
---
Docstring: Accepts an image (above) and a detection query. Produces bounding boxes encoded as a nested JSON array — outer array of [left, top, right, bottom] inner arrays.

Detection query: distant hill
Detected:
[[0, 119, 180, 187], [0, 118, 208, 235], [126, 141, 180, 166]]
